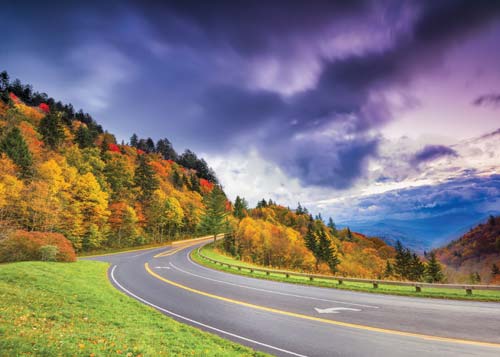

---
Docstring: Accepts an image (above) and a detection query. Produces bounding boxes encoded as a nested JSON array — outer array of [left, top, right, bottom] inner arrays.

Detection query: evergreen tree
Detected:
[[156, 138, 177, 160], [145, 137, 155, 153], [384, 260, 394, 278], [492, 263, 500, 276], [394, 241, 412, 280], [346, 227, 353, 241], [327, 217, 338, 236], [75, 126, 94, 148], [39, 112, 65, 149], [425, 252, 444, 283], [256, 199, 268, 208], [0, 127, 33, 178], [172, 169, 183, 189], [233, 196, 248, 220], [190, 173, 201, 193], [408, 253, 425, 281], [130, 133, 138, 147], [318, 227, 340, 273], [134, 156, 159, 202], [304, 222, 320, 269], [296, 203, 304, 215], [198, 185, 228, 242]]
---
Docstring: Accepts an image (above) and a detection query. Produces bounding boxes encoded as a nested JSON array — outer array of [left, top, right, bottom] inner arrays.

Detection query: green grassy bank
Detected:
[[0, 260, 267, 356], [192, 243, 500, 302]]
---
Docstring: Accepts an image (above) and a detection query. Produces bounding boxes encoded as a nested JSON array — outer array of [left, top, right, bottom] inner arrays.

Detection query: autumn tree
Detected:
[[198, 185, 228, 242], [75, 125, 95, 148], [424, 251, 444, 283], [0, 127, 33, 178], [39, 111, 65, 149]]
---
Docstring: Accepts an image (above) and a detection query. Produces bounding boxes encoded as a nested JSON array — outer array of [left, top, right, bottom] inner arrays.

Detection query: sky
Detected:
[[1, 0, 499, 247]]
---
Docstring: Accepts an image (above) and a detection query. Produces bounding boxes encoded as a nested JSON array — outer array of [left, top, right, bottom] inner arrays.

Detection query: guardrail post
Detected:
[[466, 288, 472, 295], [415, 286, 421, 293], [338, 279, 343, 285], [266, 271, 270, 276], [373, 282, 378, 289], [238, 267, 241, 270], [250, 269, 254, 273], [309, 276, 314, 281], [285, 273, 290, 278]]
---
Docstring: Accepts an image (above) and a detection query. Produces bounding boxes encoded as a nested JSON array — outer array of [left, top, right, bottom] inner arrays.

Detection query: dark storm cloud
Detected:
[[473, 93, 500, 107], [2, 0, 500, 189], [411, 145, 458, 165]]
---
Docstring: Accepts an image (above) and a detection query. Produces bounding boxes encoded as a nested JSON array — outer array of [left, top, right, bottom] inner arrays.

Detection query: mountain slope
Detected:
[[435, 216, 500, 283]]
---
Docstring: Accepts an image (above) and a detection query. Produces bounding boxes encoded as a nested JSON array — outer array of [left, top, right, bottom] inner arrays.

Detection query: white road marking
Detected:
[[314, 307, 361, 314], [155, 266, 171, 269], [110, 265, 308, 357], [172, 260, 379, 309]]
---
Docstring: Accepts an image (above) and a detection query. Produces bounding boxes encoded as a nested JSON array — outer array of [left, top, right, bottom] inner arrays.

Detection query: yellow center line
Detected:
[[153, 239, 213, 258], [144, 262, 500, 349]]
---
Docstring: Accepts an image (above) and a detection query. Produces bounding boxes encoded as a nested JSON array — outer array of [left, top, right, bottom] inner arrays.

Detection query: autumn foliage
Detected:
[[0, 230, 76, 262], [38, 103, 50, 113]]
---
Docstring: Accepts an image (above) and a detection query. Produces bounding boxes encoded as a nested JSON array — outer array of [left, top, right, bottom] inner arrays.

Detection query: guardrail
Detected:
[[197, 242, 500, 295]]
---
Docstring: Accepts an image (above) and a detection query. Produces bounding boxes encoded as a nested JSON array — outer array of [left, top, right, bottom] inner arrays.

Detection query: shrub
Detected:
[[40, 245, 58, 261], [0, 230, 76, 263]]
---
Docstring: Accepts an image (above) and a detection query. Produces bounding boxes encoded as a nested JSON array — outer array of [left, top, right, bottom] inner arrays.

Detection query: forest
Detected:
[[0, 72, 476, 284]]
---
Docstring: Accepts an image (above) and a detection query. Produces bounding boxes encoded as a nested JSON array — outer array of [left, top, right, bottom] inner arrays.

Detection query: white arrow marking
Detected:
[[155, 266, 171, 269], [314, 307, 361, 314]]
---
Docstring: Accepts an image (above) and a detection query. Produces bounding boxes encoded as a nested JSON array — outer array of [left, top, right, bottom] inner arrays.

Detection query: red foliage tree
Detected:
[[0, 230, 76, 262], [108, 143, 121, 153], [200, 178, 214, 193], [9, 92, 20, 102], [38, 103, 50, 113]]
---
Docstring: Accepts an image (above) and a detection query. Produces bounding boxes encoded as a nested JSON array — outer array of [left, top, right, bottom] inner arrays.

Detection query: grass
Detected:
[[0, 260, 268, 356], [192, 244, 500, 302]]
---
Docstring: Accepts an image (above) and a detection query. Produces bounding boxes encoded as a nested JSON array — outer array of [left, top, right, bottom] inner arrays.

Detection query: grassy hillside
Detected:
[[0, 260, 265, 356], [435, 215, 500, 284]]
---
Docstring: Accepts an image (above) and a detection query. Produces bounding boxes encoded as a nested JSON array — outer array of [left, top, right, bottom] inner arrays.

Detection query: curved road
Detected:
[[85, 240, 500, 357]]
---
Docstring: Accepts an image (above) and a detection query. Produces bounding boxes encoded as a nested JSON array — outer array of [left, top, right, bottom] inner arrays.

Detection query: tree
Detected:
[[425, 252, 444, 283], [130, 133, 138, 147], [492, 263, 500, 276], [488, 215, 496, 226], [198, 185, 228, 242], [408, 253, 425, 281], [256, 199, 268, 208], [233, 196, 248, 220], [394, 241, 412, 280], [75, 125, 95, 148], [172, 169, 183, 189], [0, 127, 33, 178], [304, 222, 320, 269], [156, 138, 177, 160], [384, 260, 394, 278], [39, 111, 65, 149], [134, 156, 159, 202], [327, 217, 338, 236]]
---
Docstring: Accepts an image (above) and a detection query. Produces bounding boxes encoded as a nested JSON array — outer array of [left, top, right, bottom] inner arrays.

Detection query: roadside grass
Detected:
[[0, 260, 267, 356], [192, 244, 500, 302]]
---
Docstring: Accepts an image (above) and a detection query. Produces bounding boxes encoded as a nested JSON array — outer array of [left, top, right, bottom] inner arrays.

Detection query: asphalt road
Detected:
[[84, 241, 500, 357]]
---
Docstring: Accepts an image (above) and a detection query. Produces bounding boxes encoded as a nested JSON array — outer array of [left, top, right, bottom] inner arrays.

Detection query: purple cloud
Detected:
[[412, 145, 458, 165]]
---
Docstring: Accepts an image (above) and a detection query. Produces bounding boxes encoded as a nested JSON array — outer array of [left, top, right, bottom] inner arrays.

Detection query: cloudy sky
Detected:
[[2, 0, 499, 246]]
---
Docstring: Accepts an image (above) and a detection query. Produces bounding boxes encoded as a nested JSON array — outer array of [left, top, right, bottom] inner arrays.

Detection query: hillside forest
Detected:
[[0, 72, 497, 284]]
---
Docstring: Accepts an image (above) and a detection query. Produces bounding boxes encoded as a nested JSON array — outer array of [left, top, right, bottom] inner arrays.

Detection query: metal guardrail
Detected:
[[197, 242, 500, 295]]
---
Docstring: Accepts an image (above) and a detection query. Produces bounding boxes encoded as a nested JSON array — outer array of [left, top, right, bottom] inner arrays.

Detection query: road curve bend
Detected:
[[84, 241, 500, 357]]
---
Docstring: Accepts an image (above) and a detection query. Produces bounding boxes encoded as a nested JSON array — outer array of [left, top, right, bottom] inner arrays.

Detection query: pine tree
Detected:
[[75, 126, 94, 148], [394, 241, 412, 280], [492, 263, 500, 276], [130, 133, 138, 147], [233, 195, 248, 220], [304, 222, 319, 269], [384, 260, 394, 278], [134, 156, 159, 202], [39, 112, 65, 149], [425, 252, 444, 283], [409, 253, 425, 282], [172, 169, 183, 189], [198, 185, 228, 242], [190, 173, 201, 193], [0, 127, 33, 178], [156, 138, 177, 160], [327, 217, 338, 236]]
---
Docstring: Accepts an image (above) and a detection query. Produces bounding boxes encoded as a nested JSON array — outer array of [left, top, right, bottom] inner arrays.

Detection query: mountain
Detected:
[[344, 213, 489, 252], [434, 216, 500, 284]]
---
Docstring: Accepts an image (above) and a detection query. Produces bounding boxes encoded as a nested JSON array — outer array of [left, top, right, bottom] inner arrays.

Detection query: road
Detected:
[[84, 240, 500, 357]]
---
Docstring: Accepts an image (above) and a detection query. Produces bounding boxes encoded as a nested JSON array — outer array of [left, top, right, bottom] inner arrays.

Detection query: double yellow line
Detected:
[[153, 239, 212, 258], [144, 261, 500, 349]]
